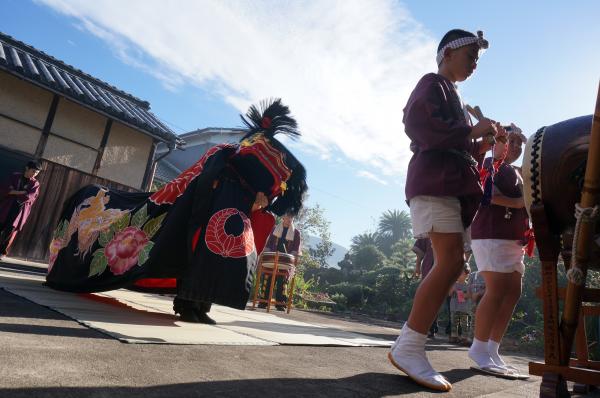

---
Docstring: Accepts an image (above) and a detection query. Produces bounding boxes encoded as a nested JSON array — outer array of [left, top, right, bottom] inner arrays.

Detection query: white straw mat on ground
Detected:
[[0, 269, 392, 347]]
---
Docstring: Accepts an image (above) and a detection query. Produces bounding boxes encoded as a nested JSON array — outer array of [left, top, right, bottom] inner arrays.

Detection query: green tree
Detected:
[[376, 210, 412, 255], [327, 282, 367, 308], [378, 209, 412, 241], [351, 244, 386, 273], [304, 266, 343, 288], [282, 203, 334, 307], [312, 209, 418, 318], [295, 204, 334, 269], [337, 253, 356, 280], [373, 267, 419, 318], [350, 232, 379, 253], [385, 238, 416, 270]]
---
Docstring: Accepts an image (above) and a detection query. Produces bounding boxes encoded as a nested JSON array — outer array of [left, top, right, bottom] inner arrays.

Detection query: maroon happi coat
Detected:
[[403, 73, 483, 227], [471, 158, 529, 241], [412, 237, 434, 278], [0, 172, 40, 231], [265, 228, 301, 255]]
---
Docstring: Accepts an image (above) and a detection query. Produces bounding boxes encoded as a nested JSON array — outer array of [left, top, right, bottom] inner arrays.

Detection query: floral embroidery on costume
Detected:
[[89, 204, 166, 277], [70, 190, 128, 256], [48, 219, 69, 272], [48, 190, 128, 268]]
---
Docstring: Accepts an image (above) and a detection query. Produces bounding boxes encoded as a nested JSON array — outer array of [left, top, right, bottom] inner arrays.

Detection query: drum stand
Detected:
[[528, 204, 600, 397], [529, 84, 600, 397], [251, 238, 299, 314]]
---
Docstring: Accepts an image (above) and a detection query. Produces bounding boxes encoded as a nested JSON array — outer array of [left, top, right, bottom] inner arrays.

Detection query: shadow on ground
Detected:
[[0, 288, 111, 339], [0, 372, 468, 398]]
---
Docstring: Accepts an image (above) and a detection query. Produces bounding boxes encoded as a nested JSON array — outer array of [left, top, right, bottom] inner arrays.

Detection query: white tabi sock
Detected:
[[389, 324, 451, 391], [488, 340, 507, 366], [468, 338, 498, 368]]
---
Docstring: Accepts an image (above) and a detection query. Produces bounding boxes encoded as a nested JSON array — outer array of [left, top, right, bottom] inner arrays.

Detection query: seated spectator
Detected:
[[259, 213, 301, 310]]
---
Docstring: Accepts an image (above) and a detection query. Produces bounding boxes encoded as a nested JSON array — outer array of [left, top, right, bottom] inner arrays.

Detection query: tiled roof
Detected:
[[0, 32, 181, 146], [154, 159, 181, 183], [178, 127, 248, 139], [155, 127, 247, 182]]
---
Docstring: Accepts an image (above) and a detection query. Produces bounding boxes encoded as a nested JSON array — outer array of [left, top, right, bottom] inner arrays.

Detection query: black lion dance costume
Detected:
[[46, 99, 307, 324]]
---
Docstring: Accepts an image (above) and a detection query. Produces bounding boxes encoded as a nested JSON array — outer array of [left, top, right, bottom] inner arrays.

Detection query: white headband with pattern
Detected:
[[508, 123, 528, 143], [436, 30, 489, 65]]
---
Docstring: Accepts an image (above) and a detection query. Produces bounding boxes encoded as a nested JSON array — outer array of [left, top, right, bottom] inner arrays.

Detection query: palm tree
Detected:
[[377, 210, 412, 242], [350, 232, 379, 253]]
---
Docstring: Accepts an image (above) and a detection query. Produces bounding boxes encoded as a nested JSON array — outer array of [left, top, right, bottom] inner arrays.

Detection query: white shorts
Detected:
[[409, 195, 471, 251], [471, 239, 525, 274]]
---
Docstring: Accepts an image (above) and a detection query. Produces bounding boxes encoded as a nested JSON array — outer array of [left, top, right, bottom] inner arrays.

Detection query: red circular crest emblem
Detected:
[[205, 208, 255, 258]]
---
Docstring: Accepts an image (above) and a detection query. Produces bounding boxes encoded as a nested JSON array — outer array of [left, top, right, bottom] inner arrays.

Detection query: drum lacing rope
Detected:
[[568, 203, 600, 285], [530, 127, 545, 205]]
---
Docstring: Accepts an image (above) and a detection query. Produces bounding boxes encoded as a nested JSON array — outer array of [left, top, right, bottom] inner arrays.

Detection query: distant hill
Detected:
[[305, 235, 348, 269]]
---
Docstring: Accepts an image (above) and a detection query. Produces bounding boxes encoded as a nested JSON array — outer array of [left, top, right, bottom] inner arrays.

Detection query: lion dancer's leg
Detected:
[[174, 220, 215, 324], [173, 295, 215, 325], [173, 216, 216, 325], [172, 178, 220, 325]]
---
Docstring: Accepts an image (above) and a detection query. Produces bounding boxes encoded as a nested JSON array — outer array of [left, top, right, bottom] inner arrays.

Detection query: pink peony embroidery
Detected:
[[48, 237, 65, 274], [104, 226, 149, 275]]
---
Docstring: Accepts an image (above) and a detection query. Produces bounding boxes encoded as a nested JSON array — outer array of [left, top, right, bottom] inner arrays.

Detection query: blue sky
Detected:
[[2, 0, 599, 249]]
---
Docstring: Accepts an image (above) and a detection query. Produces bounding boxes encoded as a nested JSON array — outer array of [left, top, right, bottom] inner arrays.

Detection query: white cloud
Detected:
[[357, 170, 389, 186], [38, 0, 436, 177]]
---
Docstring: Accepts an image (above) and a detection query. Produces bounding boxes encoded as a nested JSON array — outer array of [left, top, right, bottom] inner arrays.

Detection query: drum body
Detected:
[[522, 114, 600, 269], [260, 251, 296, 271]]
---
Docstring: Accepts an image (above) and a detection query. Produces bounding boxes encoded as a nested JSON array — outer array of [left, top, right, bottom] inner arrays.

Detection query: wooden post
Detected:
[[251, 252, 264, 309], [34, 94, 60, 158], [266, 238, 280, 313], [575, 311, 589, 365], [141, 140, 158, 191], [560, 81, 600, 362], [528, 203, 568, 397], [529, 204, 562, 365], [539, 372, 571, 398], [92, 118, 112, 175], [286, 255, 300, 314], [541, 258, 562, 365], [573, 311, 591, 394]]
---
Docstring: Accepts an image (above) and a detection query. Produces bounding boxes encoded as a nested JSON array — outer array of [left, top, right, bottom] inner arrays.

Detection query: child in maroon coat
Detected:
[[388, 29, 505, 391], [468, 128, 529, 378]]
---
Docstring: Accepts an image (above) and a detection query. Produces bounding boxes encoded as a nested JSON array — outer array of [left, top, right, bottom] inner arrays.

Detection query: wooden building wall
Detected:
[[0, 72, 49, 154], [0, 72, 155, 190]]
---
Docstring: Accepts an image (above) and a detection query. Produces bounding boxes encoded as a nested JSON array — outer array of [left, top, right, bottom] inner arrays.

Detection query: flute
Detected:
[[466, 105, 507, 144]]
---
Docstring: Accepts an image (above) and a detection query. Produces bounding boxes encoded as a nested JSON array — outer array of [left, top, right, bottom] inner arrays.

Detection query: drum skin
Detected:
[[522, 115, 600, 269]]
